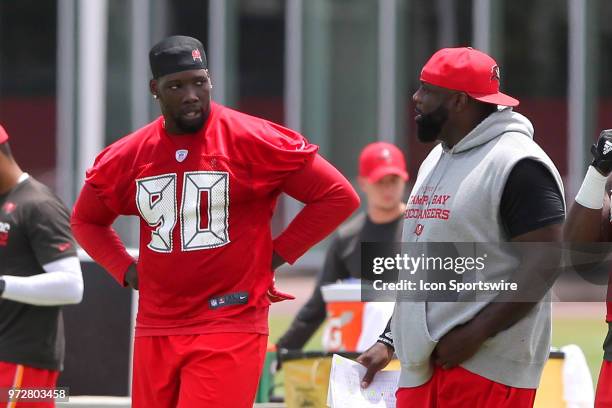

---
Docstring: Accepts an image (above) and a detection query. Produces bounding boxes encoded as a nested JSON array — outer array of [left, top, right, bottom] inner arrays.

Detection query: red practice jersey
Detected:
[[85, 102, 318, 336]]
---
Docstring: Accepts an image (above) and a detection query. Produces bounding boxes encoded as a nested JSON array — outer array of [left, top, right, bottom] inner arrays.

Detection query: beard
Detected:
[[174, 114, 205, 134], [416, 104, 449, 143]]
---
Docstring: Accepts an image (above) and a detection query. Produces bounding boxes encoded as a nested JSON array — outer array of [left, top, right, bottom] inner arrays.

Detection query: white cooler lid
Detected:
[[320, 282, 362, 302]]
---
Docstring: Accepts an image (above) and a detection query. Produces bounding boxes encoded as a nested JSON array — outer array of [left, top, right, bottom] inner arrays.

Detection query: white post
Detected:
[[378, 0, 397, 143], [472, 0, 491, 52], [131, 0, 151, 130], [77, 0, 108, 187], [209, 0, 227, 104], [285, 0, 303, 132], [568, 0, 588, 198], [282, 0, 305, 236], [127, 0, 150, 395], [56, 0, 76, 205], [436, 0, 457, 48], [128, 290, 139, 395]]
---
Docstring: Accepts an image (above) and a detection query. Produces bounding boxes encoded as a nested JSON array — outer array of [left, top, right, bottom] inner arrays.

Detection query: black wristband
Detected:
[[376, 324, 395, 350], [377, 337, 394, 350], [377, 318, 394, 350], [0, 277, 5, 296]]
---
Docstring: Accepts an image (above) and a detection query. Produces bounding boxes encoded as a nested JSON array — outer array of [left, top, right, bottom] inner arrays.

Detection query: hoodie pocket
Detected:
[[392, 302, 438, 366]]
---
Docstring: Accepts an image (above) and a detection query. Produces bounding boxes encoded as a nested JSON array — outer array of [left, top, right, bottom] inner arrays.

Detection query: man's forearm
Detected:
[[469, 225, 563, 341], [273, 155, 360, 264], [277, 318, 324, 349], [466, 261, 556, 341], [564, 202, 606, 243], [466, 301, 538, 342], [564, 175, 612, 279], [71, 183, 135, 286], [0, 257, 84, 306], [72, 219, 134, 285]]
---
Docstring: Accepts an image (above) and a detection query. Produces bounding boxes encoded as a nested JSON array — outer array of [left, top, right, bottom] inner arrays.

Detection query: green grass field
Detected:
[[269, 315, 608, 385]]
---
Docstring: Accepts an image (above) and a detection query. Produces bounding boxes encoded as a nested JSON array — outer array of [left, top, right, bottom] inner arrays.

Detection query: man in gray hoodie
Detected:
[[357, 47, 565, 407]]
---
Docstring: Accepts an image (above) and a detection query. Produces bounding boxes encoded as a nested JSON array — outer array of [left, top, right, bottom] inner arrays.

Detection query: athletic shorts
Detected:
[[132, 332, 267, 408], [0, 361, 59, 408], [596, 360, 612, 407], [396, 364, 536, 408]]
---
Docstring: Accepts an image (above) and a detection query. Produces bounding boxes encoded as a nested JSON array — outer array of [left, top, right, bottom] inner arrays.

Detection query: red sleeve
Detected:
[[273, 154, 360, 264], [85, 142, 134, 214], [71, 183, 135, 286], [246, 121, 320, 192]]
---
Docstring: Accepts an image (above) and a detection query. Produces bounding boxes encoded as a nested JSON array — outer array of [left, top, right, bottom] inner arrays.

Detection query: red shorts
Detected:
[[0, 361, 59, 408], [396, 365, 536, 408], [596, 360, 612, 407], [132, 332, 267, 408]]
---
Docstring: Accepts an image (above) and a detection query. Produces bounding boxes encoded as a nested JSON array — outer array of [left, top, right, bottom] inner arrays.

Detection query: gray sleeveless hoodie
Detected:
[[393, 108, 564, 389]]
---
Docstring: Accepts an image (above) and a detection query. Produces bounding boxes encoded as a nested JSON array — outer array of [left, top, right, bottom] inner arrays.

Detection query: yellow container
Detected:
[[281, 351, 399, 408], [534, 351, 566, 408], [282, 350, 568, 408]]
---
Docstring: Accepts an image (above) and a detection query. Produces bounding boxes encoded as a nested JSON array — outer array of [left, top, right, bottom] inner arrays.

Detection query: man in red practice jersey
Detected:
[[71, 35, 359, 408]]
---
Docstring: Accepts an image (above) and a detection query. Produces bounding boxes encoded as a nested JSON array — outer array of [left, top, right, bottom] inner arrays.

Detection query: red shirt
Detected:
[[79, 103, 357, 336]]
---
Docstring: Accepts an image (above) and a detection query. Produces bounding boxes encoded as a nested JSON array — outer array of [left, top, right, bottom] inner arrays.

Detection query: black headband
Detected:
[[149, 35, 207, 79]]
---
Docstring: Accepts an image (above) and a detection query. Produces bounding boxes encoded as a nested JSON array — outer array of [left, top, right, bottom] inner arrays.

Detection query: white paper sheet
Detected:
[[327, 354, 399, 408]]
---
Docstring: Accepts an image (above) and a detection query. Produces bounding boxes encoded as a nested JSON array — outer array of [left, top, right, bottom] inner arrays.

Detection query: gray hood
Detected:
[[443, 108, 534, 154]]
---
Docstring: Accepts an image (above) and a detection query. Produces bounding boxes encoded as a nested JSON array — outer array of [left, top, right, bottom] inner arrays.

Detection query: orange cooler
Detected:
[[320, 283, 394, 352]]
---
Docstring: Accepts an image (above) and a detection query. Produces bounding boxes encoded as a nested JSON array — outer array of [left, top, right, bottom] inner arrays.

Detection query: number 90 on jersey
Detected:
[[136, 171, 230, 253]]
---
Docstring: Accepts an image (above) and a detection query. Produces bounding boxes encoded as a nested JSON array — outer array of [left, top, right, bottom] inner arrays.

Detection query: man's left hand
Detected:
[[124, 264, 139, 290], [267, 281, 296, 303], [268, 251, 293, 302], [432, 322, 487, 369]]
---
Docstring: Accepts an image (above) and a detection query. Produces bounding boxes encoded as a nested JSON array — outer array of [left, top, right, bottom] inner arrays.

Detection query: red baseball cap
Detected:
[[359, 142, 409, 183], [0, 125, 8, 144], [420, 47, 519, 107]]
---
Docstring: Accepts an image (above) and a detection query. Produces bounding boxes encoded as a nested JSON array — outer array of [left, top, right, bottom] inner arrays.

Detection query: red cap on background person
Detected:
[[359, 142, 409, 183], [420, 47, 519, 107], [0, 125, 8, 144]]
